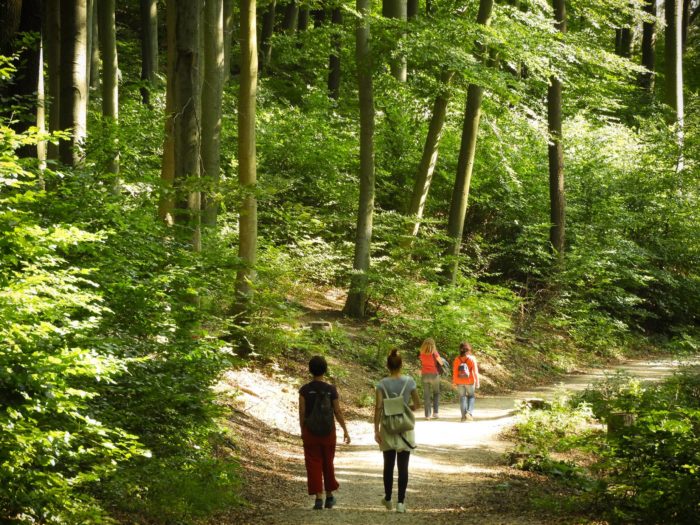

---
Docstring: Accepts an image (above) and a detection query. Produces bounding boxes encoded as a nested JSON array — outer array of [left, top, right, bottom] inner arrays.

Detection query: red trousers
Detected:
[[301, 428, 339, 495]]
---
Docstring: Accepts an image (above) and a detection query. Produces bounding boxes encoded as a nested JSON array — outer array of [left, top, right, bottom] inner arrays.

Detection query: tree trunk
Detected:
[[260, 0, 276, 72], [98, 0, 119, 176], [202, 0, 225, 227], [548, 0, 566, 255], [43, 0, 61, 161], [407, 70, 454, 239], [37, 33, 46, 170], [282, 0, 299, 32], [223, 0, 234, 80], [328, 7, 342, 99], [140, 0, 159, 106], [443, 0, 493, 284], [298, 7, 310, 30], [89, 0, 100, 88], [159, 0, 177, 223], [638, 0, 656, 91], [344, 0, 375, 318], [312, 7, 326, 26], [236, 0, 258, 306], [58, 0, 88, 167], [86, 0, 93, 93], [619, 27, 632, 57], [408, 0, 418, 19], [383, 0, 407, 82], [172, 0, 202, 250], [665, 0, 684, 170], [681, 0, 690, 50]]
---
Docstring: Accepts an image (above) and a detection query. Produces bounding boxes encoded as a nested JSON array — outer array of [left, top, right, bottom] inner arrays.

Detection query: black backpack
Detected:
[[305, 389, 334, 436]]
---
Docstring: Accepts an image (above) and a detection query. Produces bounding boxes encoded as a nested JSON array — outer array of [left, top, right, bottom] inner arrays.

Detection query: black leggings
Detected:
[[383, 450, 410, 503]]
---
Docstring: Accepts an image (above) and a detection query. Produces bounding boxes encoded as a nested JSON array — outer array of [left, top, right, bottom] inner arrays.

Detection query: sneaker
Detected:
[[396, 502, 406, 513], [433, 413, 439, 419], [381, 497, 392, 510], [313, 498, 323, 510], [466, 413, 474, 421], [460, 415, 467, 422], [324, 496, 336, 509]]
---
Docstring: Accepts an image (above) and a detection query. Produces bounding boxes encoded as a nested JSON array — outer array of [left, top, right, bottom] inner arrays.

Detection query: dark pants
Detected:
[[383, 450, 410, 503], [302, 428, 339, 495]]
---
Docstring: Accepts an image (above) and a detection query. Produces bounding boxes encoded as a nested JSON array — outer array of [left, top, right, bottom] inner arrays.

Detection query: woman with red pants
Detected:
[[299, 356, 351, 510]]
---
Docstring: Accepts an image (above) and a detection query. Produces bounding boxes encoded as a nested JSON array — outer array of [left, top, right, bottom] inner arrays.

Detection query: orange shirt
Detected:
[[419, 351, 441, 375], [452, 355, 479, 386]]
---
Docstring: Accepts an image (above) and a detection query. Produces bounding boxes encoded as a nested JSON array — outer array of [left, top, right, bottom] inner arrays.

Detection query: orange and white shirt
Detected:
[[452, 355, 479, 387]]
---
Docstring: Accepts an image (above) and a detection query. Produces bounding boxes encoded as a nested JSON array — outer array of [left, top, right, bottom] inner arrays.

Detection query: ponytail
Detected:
[[387, 348, 403, 371]]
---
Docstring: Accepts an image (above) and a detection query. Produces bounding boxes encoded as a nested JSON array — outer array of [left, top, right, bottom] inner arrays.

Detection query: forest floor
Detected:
[[214, 356, 687, 525]]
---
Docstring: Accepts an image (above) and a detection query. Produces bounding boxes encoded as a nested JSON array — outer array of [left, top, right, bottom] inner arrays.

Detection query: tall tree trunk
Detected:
[[140, 0, 159, 106], [383, 0, 407, 82], [665, 0, 684, 170], [681, 0, 690, 50], [85, 0, 93, 93], [408, 0, 418, 19], [638, 0, 656, 91], [312, 6, 326, 25], [282, 0, 299, 31], [328, 6, 342, 99], [548, 0, 566, 255], [37, 33, 46, 170], [45, 0, 61, 161], [344, 0, 375, 318], [260, 0, 276, 72], [298, 7, 310, 30], [223, 0, 234, 80], [159, 0, 177, 224], [98, 0, 119, 176], [407, 70, 454, 239], [202, 0, 225, 227], [236, 0, 258, 306], [619, 27, 632, 57], [443, 0, 493, 284], [58, 0, 88, 167], [89, 0, 100, 88], [172, 0, 202, 250]]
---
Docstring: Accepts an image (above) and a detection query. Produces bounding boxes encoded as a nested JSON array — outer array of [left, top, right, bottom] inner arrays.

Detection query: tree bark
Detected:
[[202, 0, 225, 227], [328, 7, 342, 99], [236, 0, 258, 305], [619, 27, 632, 57], [298, 7, 310, 30], [172, 0, 202, 250], [260, 0, 276, 72], [45, 0, 61, 161], [37, 32, 46, 170], [406, 70, 454, 239], [638, 0, 656, 92], [223, 0, 234, 80], [58, 0, 88, 167], [344, 0, 375, 318], [282, 0, 299, 32], [665, 0, 684, 170], [98, 0, 119, 176], [159, 0, 177, 223], [548, 0, 566, 255], [383, 0, 407, 82], [85, 0, 93, 93], [681, 0, 690, 50], [443, 0, 493, 284], [408, 0, 418, 19], [89, 0, 100, 88], [140, 0, 159, 106]]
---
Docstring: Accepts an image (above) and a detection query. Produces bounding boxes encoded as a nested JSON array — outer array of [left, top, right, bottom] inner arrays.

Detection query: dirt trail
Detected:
[[222, 357, 690, 525]]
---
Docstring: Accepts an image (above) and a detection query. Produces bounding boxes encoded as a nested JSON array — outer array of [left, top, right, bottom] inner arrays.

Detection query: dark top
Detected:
[[299, 380, 339, 417]]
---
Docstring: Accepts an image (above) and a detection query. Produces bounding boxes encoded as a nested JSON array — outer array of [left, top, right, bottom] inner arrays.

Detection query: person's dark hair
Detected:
[[309, 355, 328, 377], [387, 349, 402, 371], [459, 342, 472, 355]]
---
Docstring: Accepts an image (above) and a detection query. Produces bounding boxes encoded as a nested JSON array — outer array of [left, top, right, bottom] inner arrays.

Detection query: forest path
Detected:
[[222, 357, 688, 525]]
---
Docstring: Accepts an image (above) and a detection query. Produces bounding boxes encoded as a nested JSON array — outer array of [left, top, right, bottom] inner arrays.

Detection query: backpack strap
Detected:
[[399, 377, 409, 397]]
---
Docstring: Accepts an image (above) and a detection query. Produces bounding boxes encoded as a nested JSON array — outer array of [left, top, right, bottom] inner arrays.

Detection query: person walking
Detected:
[[452, 342, 480, 421], [299, 356, 351, 510], [418, 338, 443, 419], [374, 349, 421, 513]]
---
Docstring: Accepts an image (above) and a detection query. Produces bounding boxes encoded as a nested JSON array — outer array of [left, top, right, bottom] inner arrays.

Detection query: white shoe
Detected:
[[396, 502, 406, 513], [381, 497, 392, 510]]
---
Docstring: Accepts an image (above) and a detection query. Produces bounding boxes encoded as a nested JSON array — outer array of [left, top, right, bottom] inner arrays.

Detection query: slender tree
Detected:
[[236, 0, 259, 305], [407, 70, 454, 239], [282, 0, 299, 31], [223, 0, 234, 80], [159, 0, 177, 223], [140, 0, 159, 106], [298, 6, 310, 30], [408, 0, 418, 19], [548, 0, 566, 255], [383, 0, 407, 81], [260, 0, 276, 71], [665, 0, 684, 169], [328, 5, 342, 99], [344, 0, 375, 318], [638, 0, 656, 91], [443, 0, 493, 284], [58, 0, 88, 167], [45, 0, 61, 161], [98, 0, 119, 176], [89, 0, 100, 88], [202, 0, 225, 226]]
